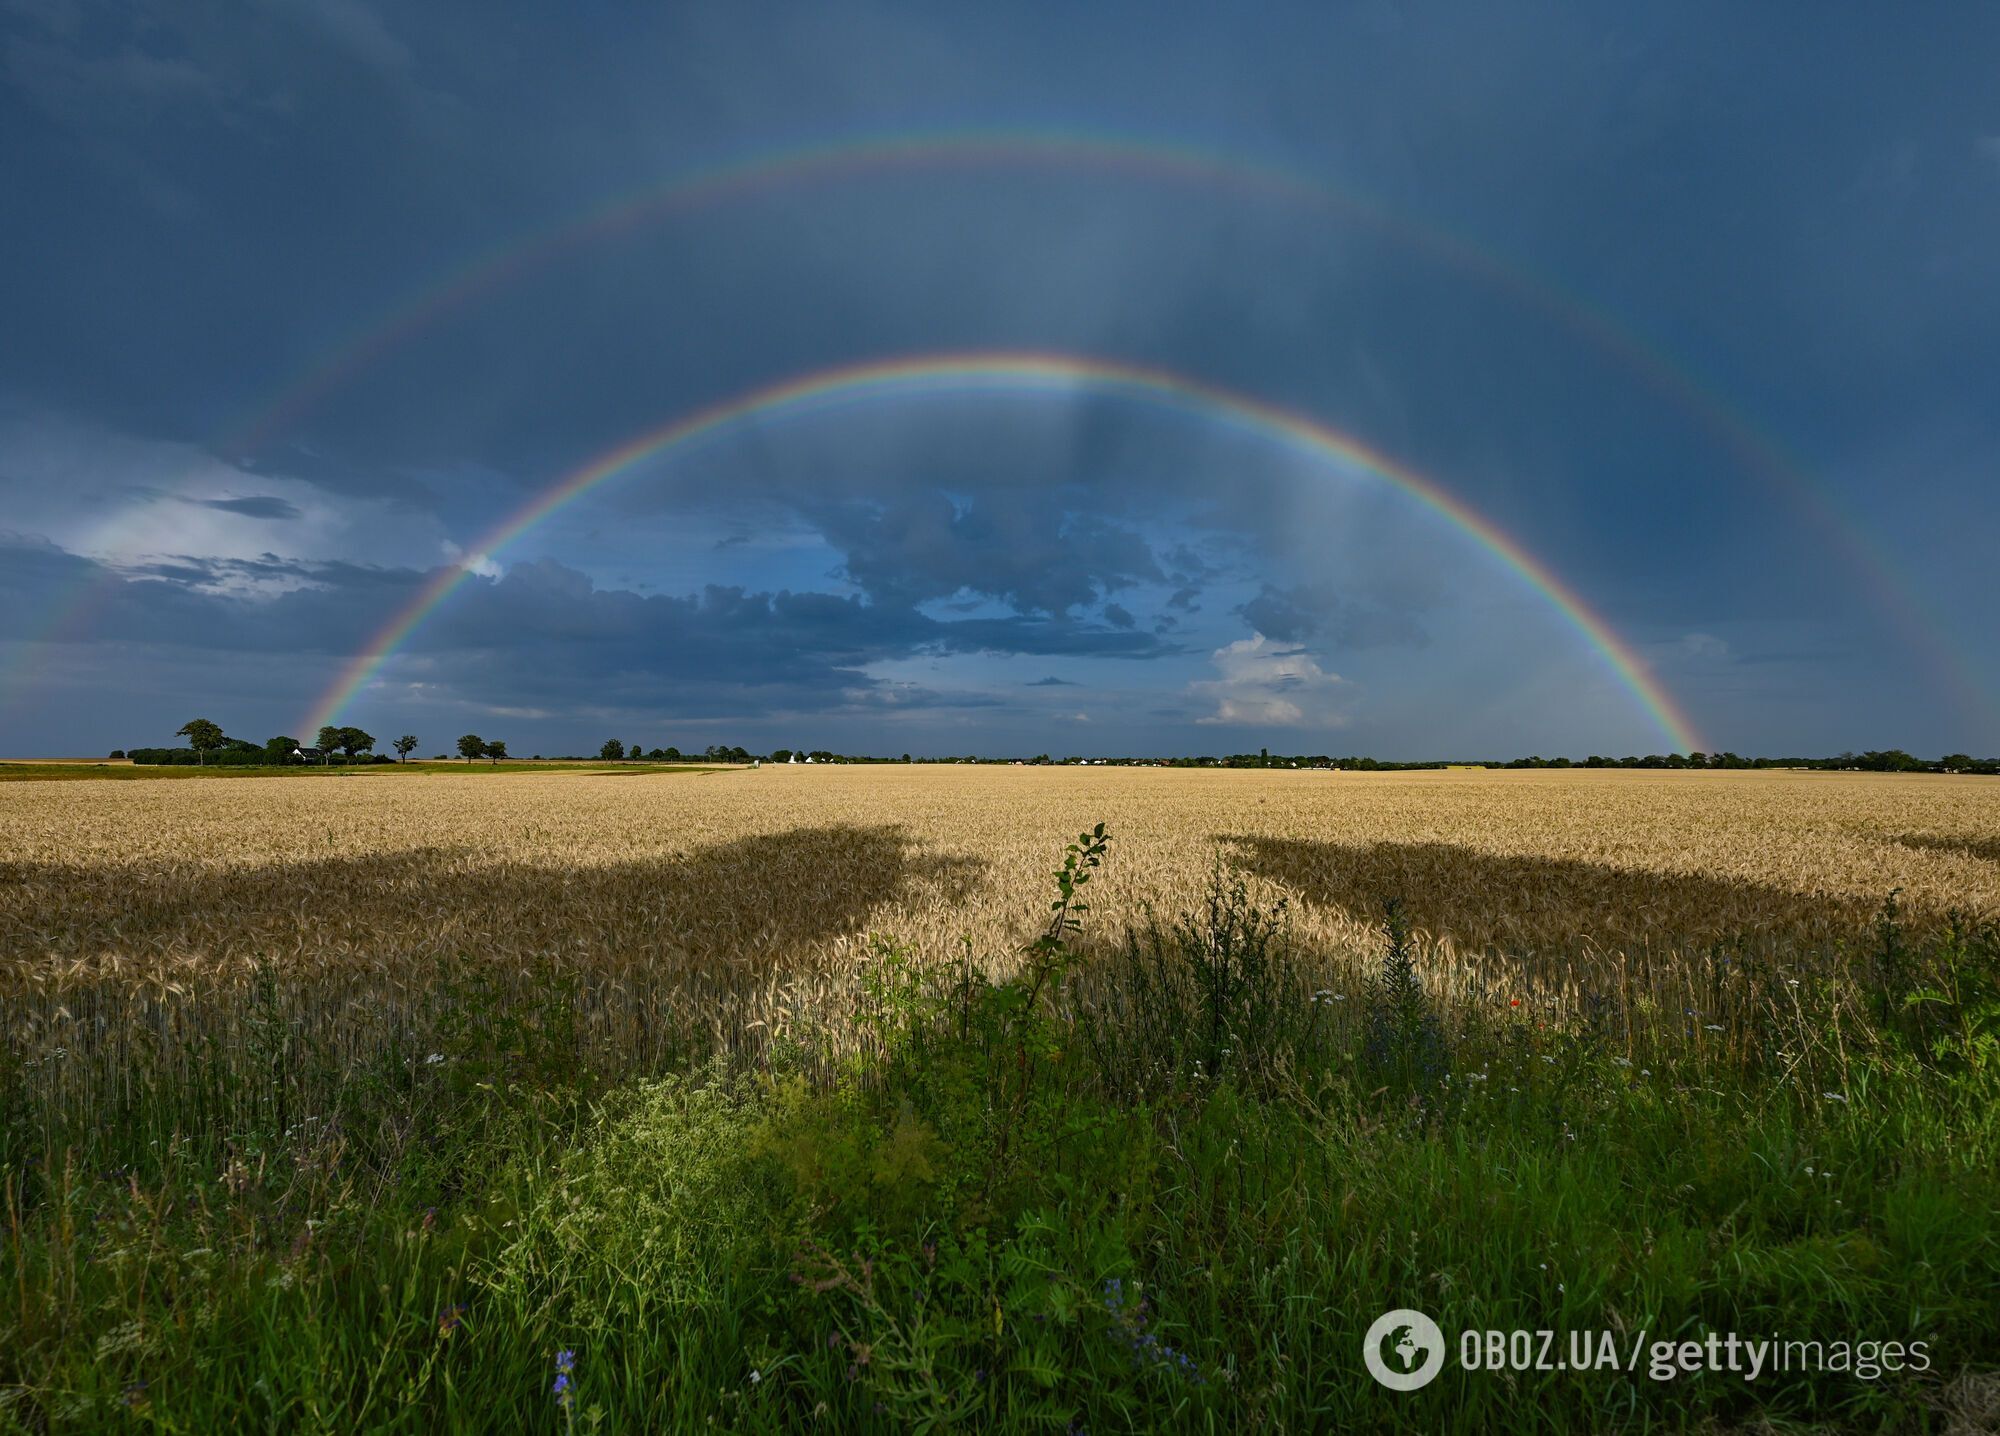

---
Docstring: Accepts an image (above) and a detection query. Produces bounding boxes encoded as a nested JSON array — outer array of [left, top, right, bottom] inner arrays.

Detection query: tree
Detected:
[[629, 740, 641, 762], [394, 735, 419, 763], [457, 733, 485, 762], [263, 735, 299, 765], [316, 725, 342, 765], [663, 746, 681, 761], [176, 718, 224, 765], [336, 726, 375, 761], [484, 739, 507, 765], [107, 750, 126, 760], [599, 739, 625, 761]]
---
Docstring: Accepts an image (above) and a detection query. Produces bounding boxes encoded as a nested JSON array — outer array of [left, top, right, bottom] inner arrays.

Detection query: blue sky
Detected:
[[2, 1, 1996, 758]]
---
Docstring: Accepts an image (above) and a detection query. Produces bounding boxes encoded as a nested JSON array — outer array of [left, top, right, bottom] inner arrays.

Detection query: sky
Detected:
[[2, 1, 1996, 760]]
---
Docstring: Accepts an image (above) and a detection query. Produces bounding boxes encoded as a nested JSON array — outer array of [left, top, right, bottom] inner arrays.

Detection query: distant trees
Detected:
[[394, 735, 419, 763], [457, 734, 485, 762], [263, 735, 299, 765], [484, 739, 507, 764], [315, 725, 341, 764], [107, 750, 126, 760], [176, 718, 224, 765], [335, 727, 375, 761], [600, 739, 625, 761]]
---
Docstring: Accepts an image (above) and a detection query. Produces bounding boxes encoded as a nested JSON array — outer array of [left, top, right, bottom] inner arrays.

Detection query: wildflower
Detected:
[[425, 1052, 446, 1065], [437, 1304, 467, 1337], [553, 1349, 576, 1411], [749, 1369, 762, 1385], [1704, 1024, 1724, 1033], [1509, 998, 1521, 1008], [1822, 1091, 1847, 1102]]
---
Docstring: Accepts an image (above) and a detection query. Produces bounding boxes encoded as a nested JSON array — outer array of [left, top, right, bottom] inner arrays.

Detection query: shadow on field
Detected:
[[1219, 835, 1885, 954], [1893, 833, 2000, 865], [1, 824, 986, 982]]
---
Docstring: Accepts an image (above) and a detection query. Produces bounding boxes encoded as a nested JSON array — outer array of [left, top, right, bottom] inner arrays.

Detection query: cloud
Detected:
[[440, 541, 501, 580], [184, 494, 303, 521], [1670, 632, 1731, 662], [1235, 582, 1430, 649], [1026, 675, 1077, 686], [1191, 633, 1351, 728], [0, 538, 1175, 729], [808, 492, 1164, 615]]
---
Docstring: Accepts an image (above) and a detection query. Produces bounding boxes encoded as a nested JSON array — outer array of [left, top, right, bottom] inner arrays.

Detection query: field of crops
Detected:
[[4, 766, 1998, 1430], [9, 764, 1997, 976]]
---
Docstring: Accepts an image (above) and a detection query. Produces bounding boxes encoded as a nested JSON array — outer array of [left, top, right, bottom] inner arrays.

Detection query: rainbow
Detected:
[[199, 126, 1983, 725], [301, 352, 1705, 752], [6, 128, 1981, 732]]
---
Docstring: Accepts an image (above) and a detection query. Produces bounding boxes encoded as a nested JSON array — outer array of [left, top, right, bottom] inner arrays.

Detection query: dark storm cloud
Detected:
[[808, 492, 1163, 616], [1236, 582, 1430, 651], [1, 540, 1169, 726], [187, 494, 303, 520]]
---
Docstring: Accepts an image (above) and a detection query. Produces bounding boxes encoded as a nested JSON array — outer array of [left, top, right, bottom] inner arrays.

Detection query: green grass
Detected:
[[2, 833, 1996, 1431], [0, 761, 727, 782]]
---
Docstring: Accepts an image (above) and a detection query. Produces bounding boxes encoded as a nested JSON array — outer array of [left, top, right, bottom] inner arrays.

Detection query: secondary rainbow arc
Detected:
[[2, 128, 1986, 733], [302, 352, 1705, 753]]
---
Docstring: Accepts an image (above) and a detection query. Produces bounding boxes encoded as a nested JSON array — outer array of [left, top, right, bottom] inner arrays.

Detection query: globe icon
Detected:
[[1362, 1309, 1445, 1390]]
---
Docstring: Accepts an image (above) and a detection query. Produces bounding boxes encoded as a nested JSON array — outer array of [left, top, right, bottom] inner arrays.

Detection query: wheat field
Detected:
[[5, 765, 1995, 1008]]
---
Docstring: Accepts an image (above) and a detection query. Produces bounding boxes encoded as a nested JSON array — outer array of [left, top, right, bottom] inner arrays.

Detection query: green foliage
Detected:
[[4, 826, 1998, 1431], [1363, 897, 1453, 1115], [175, 716, 224, 763]]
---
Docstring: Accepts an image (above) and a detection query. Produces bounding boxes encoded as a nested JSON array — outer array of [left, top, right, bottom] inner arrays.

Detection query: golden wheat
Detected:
[[4, 764, 1994, 984], [2, 765, 1993, 1125]]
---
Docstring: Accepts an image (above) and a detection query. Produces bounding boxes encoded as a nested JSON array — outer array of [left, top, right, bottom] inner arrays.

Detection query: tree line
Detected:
[[118, 722, 1998, 776], [125, 720, 427, 767]]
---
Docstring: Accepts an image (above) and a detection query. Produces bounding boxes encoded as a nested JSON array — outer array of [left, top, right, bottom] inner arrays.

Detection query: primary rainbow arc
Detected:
[[302, 352, 1704, 753]]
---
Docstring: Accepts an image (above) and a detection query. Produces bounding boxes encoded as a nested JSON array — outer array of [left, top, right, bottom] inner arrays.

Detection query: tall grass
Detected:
[[3, 820, 1998, 1431]]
